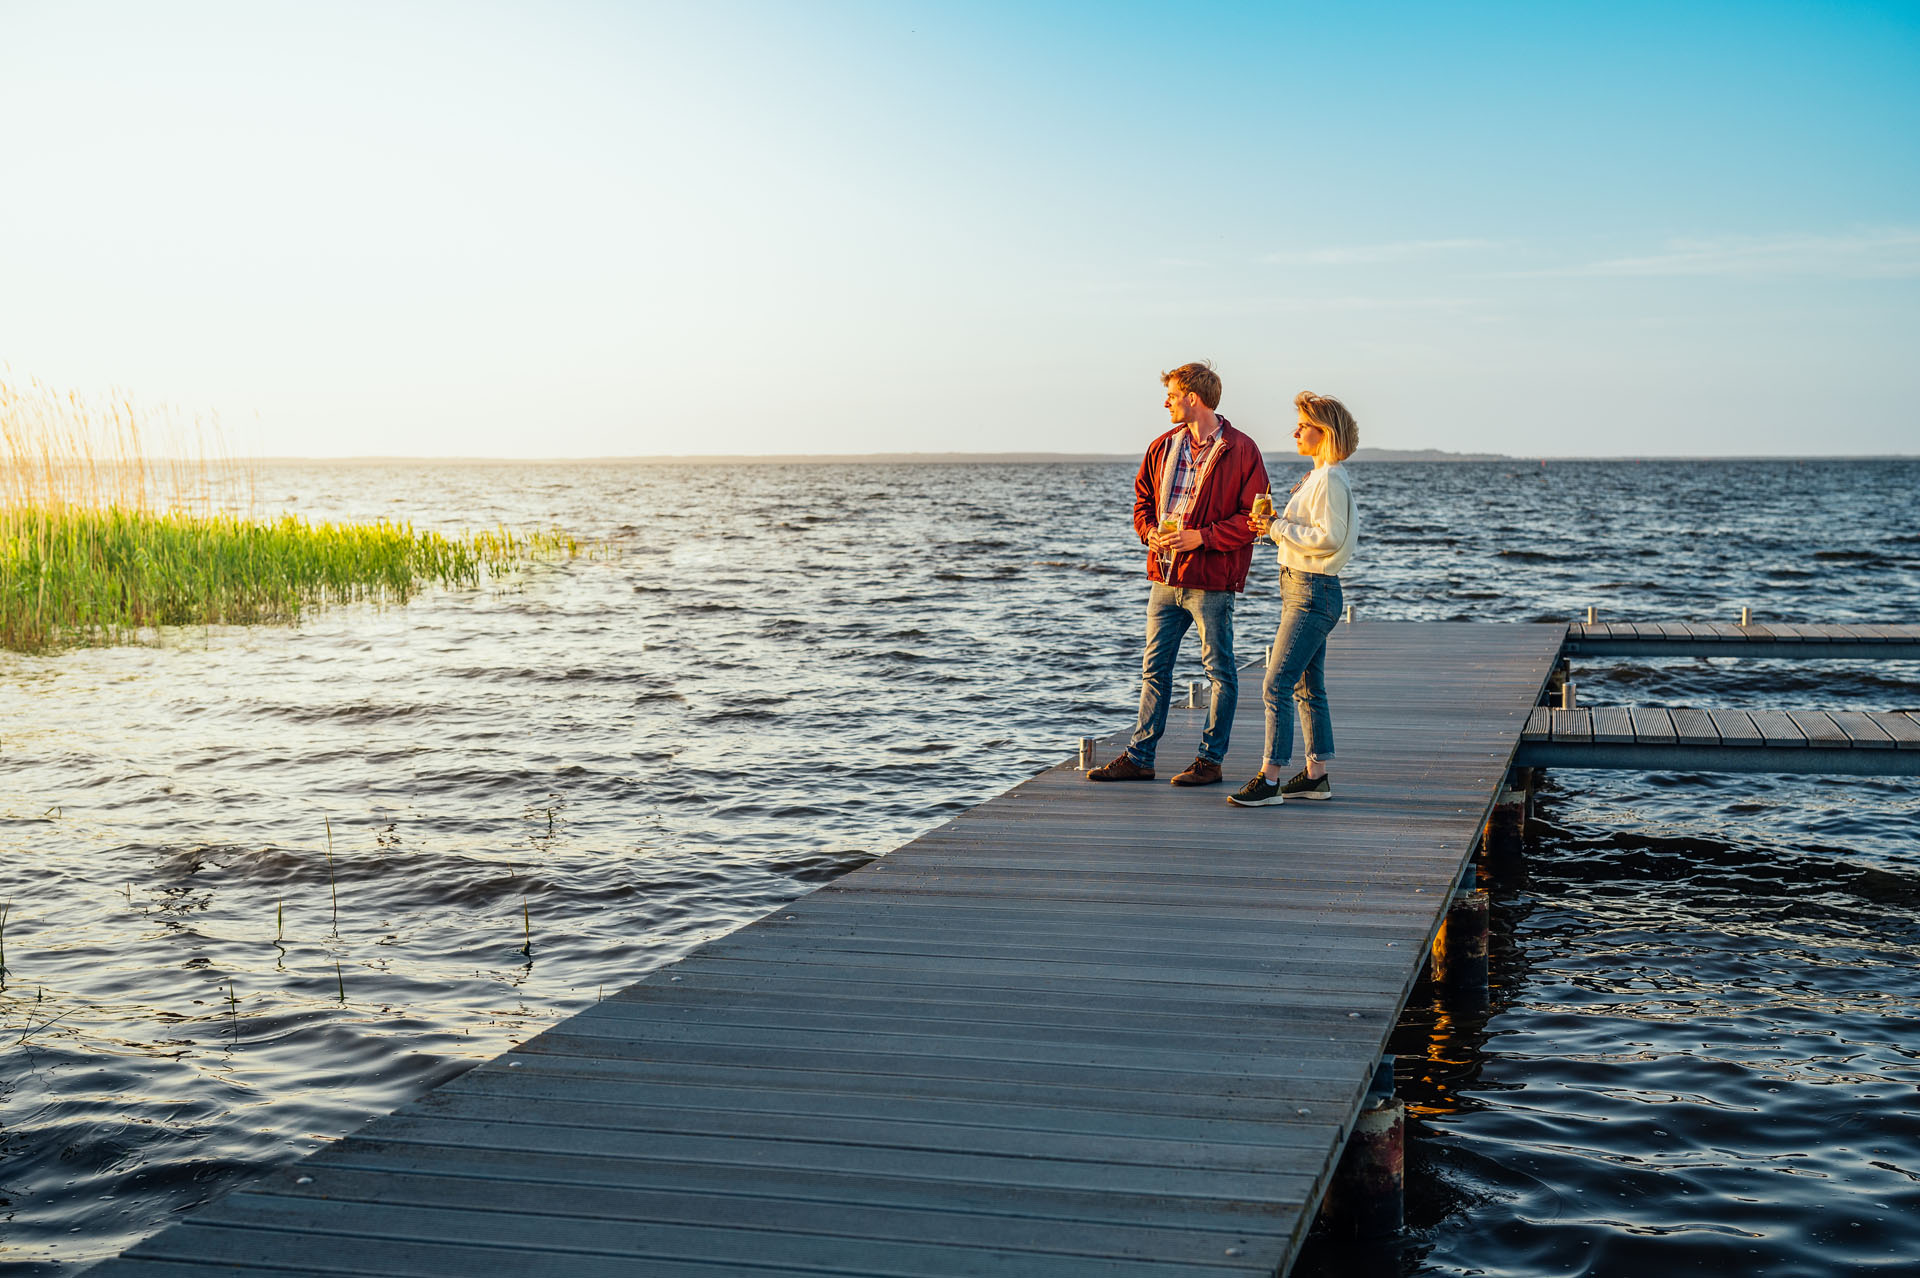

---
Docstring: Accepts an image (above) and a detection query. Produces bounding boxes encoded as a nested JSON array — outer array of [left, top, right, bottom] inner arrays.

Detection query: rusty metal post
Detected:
[[1433, 883, 1490, 1008], [1319, 1056, 1404, 1241]]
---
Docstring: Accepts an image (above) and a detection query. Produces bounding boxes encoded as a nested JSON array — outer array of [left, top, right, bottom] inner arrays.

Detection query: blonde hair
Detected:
[[1295, 391, 1358, 463], [1161, 361, 1223, 411]]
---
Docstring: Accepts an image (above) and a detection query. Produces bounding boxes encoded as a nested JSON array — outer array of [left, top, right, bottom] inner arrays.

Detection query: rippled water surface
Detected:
[[3, 458, 1917, 1275]]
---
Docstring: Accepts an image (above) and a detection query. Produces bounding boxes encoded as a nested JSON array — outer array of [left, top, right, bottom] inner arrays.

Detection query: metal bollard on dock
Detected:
[[1078, 738, 1096, 770], [1187, 681, 1202, 708]]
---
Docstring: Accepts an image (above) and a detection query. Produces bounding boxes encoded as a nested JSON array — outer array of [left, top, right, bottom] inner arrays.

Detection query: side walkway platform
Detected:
[[1563, 620, 1920, 660], [90, 622, 1565, 1278], [1518, 704, 1920, 775]]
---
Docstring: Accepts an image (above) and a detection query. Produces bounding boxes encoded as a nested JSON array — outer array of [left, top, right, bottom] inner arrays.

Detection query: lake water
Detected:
[[2, 458, 1917, 1275]]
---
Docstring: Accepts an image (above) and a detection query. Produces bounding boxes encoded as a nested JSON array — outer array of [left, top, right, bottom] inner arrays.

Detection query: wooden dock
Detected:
[[1563, 619, 1920, 660], [1532, 618, 1920, 776], [93, 622, 1567, 1278], [1518, 704, 1920, 775]]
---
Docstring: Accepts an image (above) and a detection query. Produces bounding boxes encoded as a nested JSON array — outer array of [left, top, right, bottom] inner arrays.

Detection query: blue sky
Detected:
[[2, 1, 1915, 457]]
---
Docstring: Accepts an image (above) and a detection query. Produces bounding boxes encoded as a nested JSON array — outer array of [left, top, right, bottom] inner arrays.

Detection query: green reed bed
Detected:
[[0, 505, 576, 653], [2, 375, 579, 653]]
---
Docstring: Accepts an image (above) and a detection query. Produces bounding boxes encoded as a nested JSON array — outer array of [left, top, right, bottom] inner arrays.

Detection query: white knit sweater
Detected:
[[1270, 462, 1356, 576]]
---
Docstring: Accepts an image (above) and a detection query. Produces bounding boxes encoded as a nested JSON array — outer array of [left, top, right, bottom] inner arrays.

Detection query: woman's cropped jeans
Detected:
[[1262, 567, 1342, 771]]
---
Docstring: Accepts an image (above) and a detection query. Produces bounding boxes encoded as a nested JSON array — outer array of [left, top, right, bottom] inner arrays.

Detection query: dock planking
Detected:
[[1564, 620, 1920, 660], [92, 622, 1566, 1278], [1519, 705, 1920, 776]]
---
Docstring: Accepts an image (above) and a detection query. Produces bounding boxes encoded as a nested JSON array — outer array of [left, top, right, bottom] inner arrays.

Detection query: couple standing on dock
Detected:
[[1086, 360, 1359, 807]]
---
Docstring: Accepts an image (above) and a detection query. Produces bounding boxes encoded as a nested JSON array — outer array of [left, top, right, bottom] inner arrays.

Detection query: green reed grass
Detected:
[[2, 374, 578, 653], [323, 819, 338, 931]]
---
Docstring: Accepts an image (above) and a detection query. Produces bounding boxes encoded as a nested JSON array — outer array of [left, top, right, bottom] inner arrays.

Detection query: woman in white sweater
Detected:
[[1230, 392, 1359, 807]]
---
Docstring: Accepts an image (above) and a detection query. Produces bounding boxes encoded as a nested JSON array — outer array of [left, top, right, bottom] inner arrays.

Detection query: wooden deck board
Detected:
[[1670, 707, 1719, 746], [1876, 711, 1920, 749], [1826, 710, 1897, 748], [1747, 709, 1808, 747], [99, 622, 1568, 1278], [1631, 706, 1678, 744], [1791, 710, 1852, 747], [206, 1167, 1292, 1266], [1707, 709, 1763, 746], [1590, 706, 1635, 744]]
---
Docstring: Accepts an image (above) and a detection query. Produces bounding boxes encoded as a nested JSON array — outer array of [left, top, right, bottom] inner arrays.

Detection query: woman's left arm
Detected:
[[1274, 471, 1348, 552]]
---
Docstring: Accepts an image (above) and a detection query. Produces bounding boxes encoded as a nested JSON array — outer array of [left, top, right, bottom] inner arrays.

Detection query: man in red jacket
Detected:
[[1089, 361, 1269, 786]]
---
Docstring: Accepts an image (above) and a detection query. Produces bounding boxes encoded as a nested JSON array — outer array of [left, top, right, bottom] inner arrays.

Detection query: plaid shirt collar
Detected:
[[1167, 424, 1224, 519]]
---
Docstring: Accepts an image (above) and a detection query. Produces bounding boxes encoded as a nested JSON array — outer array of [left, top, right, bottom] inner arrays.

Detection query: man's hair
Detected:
[[1296, 391, 1358, 463], [1161, 361, 1223, 410]]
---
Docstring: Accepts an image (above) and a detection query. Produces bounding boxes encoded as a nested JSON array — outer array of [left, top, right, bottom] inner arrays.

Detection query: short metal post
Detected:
[[1187, 681, 1201, 709], [1077, 738, 1096, 770], [1433, 884, 1490, 1008], [1560, 681, 1576, 710], [1319, 1056, 1404, 1240], [1345, 604, 1355, 624], [1739, 605, 1752, 626], [1586, 605, 1598, 624]]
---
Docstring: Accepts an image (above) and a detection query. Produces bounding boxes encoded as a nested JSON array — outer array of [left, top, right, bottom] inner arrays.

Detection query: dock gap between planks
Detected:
[[90, 621, 1568, 1278]]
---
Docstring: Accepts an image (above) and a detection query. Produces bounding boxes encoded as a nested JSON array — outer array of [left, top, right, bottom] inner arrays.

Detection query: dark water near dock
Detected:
[[3, 458, 1917, 1275]]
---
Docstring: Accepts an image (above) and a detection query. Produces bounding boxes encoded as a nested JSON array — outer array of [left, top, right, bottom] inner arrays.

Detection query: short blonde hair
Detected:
[[1162, 361, 1223, 410], [1295, 391, 1358, 463]]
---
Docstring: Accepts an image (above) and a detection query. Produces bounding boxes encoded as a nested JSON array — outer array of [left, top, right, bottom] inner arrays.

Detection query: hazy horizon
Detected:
[[237, 447, 1917, 464], [4, 3, 1916, 461]]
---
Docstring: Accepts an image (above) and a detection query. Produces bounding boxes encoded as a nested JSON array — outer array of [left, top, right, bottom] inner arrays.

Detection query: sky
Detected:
[[2, 1, 1916, 459]]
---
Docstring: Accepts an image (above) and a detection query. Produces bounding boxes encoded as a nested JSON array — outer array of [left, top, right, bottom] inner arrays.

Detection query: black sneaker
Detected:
[[1281, 769, 1332, 800], [1227, 774, 1283, 807]]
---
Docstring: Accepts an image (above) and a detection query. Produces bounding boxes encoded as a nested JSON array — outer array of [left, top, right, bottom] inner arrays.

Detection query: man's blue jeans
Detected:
[[1126, 584, 1237, 768], [1263, 567, 1343, 769]]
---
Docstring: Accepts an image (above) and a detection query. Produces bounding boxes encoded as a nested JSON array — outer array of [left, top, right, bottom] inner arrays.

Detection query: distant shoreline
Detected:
[[241, 449, 1915, 465]]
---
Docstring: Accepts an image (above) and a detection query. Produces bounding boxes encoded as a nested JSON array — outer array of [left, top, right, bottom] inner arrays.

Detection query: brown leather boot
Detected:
[[1087, 755, 1155, 781], [1170, 757, 1223, 786]]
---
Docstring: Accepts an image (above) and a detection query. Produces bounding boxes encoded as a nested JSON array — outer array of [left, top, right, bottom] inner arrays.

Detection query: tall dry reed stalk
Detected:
[[0, 375, 574, 652]]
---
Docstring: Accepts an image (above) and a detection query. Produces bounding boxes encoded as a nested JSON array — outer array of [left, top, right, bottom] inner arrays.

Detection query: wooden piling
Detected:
[[1433, 889, 1491, 1008], [1318, 1056, 1403, 1242]]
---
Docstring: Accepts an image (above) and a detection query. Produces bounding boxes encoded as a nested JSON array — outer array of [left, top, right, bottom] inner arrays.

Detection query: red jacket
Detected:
[[1132, 419, 1269, 593]]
